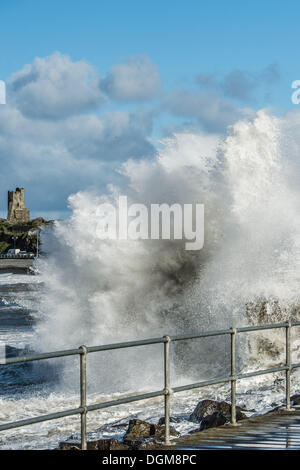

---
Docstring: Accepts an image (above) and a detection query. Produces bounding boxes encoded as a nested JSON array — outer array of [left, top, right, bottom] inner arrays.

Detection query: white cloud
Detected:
[[8, 52, 105, 119], [221, 70, 257, 101], [0, 103, 155, 215], [101, 55, 161, 101], [196, 64, 280, 104], [1, 52, 272, 219], [163, 89, 254, 132], [0, 52, 158, 216]]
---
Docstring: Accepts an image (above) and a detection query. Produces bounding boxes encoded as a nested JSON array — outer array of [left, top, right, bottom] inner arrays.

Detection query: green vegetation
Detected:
[[0, 217, 53, 254], [0, 241, 9, 254]]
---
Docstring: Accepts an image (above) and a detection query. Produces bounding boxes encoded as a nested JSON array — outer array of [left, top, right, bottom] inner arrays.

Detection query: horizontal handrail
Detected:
[[237, 321, 300, 332], [0, 320, 299, 449], [87, 336, 166, 353], [0, 390, 167, 432], [2, 320, 300, 365], [87, 389, 166, 412], [172, 375, 233, 393], [170, 328, 233, 341], [2, 348, 81, 365], [0, 407, 84, 432]]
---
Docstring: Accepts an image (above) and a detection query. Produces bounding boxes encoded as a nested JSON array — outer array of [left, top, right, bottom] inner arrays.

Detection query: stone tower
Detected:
[[7, 188, 30, 223]]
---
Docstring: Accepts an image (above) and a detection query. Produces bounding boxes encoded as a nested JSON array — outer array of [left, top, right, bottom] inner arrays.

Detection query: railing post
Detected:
[[231, 328, 237, 425], [285, 322, 294, 411], [79, 345, 87, 450], [163, 335, 171, 446]]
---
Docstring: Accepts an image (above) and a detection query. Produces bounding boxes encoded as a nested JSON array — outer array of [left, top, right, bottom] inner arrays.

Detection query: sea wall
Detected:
[[0, 258, 34, 272]]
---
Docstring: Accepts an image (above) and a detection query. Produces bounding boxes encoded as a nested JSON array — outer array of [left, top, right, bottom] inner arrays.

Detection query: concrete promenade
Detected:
[[173, 409, 300, 450]]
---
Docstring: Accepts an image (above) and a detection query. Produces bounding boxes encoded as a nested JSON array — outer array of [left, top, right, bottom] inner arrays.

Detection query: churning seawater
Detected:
[[1, 110, 300, 448]]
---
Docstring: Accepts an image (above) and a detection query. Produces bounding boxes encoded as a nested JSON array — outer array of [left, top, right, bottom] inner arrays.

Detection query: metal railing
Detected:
[[0, 320, 300, 449]]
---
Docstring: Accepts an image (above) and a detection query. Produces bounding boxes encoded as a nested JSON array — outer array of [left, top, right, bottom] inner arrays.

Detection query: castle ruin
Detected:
[[7, 188, 30, 223]]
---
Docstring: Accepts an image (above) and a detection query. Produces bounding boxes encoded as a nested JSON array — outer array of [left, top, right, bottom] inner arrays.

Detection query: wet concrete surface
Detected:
[[172, 408, 300, 449]]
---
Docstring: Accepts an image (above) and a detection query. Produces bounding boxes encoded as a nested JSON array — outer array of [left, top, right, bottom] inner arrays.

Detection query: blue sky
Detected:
[[0, 0, 300, 217], [1, 0, 298, 108]]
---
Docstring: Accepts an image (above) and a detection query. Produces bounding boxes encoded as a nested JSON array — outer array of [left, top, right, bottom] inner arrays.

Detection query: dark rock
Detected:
[[291, 394, 300, 405], [200, 411, 228, 430], [189, 399, 247, 430], [123, 438, 162, 450], [123, 419, 179, 445], [158, 416, 183, 425], [124, 419, 155, 439], [31, 217, 46, 225], [59, 442, 81, 450], [91, 439, 129, 450], [59, 438, 129, 450], [59, 419, 179, 451]]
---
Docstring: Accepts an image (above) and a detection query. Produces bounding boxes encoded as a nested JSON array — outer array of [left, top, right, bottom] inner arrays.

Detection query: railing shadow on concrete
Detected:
[[0, 321, 300, 449]]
